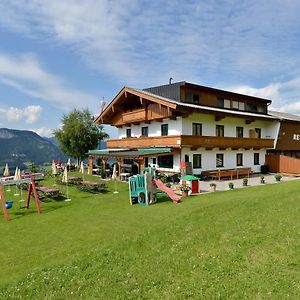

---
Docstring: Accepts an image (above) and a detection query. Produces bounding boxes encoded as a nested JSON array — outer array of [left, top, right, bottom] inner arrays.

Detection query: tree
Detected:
[[54, 109, 108, 164]]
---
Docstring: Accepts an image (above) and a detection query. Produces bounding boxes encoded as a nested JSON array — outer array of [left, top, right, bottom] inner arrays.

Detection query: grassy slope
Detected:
[[0, 175, 299, 299]]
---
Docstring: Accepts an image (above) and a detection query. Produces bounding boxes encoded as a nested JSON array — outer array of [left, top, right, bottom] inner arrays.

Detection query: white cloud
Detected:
[[31, 127, 53, 137], [0, 52, 97, 110], [24, 105, 42, 124], [1, 1, 300, 87], [230, 76, 300, 114], [0, 105, 42, 124]]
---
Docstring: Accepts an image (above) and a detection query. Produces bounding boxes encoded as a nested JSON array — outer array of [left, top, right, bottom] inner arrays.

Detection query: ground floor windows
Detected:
[[216, 153, 224, 167], [254, 153, 259, 165], [236, 153, 243, 166], [157, 155, 173, 168], [193, 154, 202, 168]]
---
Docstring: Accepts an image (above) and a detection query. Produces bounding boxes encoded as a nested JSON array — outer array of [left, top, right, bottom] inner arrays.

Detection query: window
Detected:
[[238, 102, 245, 110], [193, 94, 200, 104], [247, 103, 258, 112], [254, 153, 260, 165], [236, 153, 243, 166], [186, 92, 193, 102], [216, 154, 224, 167], [193, 154, 202, 168], [161, 124, 168, 136], [217, 97, 224, 108], [123, 159, 133, 165], [152, 158, 156, 164], [192, 123, 202, 136], [257, 105, 265, 113], [232, 101, 239, 109], [224, 99, 231, 108], [185, 155, 189, 162], [236, 126, 244, 138], [157, 155, 173, 168], [216, 125, 224, 137], [255, 128, 261, 138], [126, 128, 131, 138], [141, 126, 148, 137]]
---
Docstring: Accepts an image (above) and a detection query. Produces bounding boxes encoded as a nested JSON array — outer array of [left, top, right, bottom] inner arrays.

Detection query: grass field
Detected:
[[0, 174, 299, 299]]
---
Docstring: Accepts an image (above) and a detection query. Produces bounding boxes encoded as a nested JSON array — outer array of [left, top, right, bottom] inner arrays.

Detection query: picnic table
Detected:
[[35, 186, 60, 198]]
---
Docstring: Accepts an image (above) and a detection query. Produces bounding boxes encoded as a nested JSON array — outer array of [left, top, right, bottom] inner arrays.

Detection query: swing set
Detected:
[[0, 173, 43, 222]]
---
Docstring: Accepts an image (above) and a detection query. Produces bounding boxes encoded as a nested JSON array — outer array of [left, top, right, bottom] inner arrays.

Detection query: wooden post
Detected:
[[31, 176, 42, 214], [0, 186, 9, 222], [139, 158, 145, 174], [102, 159, 107, 177], [88, 156, 93, 175], [26, 177, 42, 214]]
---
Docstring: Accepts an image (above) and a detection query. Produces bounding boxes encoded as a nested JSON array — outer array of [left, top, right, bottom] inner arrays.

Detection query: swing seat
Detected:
[[5, 201, 13, 209]]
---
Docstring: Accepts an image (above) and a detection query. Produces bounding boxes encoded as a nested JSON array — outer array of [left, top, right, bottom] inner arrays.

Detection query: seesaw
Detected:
[[0, 173, 43, 222]]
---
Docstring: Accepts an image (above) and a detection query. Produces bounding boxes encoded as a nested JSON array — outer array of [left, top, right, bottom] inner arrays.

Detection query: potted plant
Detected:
[[274, 174, 282, 182], [228, 182, 234, 190], [242, 178, 248, 186], [180, 183, 190, 197], [210, 182, 217, 192], [260, 175, 265, 184]]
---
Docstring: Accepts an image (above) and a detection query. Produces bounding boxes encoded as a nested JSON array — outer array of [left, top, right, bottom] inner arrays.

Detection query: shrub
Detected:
[[242, 178, 248, 186], [260, 175, 265, 184], [274, 174, 282, 182], [228, 182, 234, 189]]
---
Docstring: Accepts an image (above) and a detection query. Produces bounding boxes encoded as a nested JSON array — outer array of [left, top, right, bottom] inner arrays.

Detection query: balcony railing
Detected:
[[122, 109, 146, 123], [107, 135, 274, 149]]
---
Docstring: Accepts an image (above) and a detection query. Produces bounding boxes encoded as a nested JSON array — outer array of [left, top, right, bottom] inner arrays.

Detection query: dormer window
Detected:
[[193, 94, 200, 104]]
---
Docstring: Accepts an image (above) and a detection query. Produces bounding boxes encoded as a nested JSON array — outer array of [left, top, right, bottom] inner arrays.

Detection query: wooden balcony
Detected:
[[122, 109, 146, 123], [107, 136, 181, 148], [181, 135, 274, 149], [107, 135, 274, 150]]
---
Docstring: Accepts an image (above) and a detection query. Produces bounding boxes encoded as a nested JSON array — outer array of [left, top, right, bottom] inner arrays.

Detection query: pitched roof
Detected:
[[269, 110, 300, 122], [132, 88, 278, 120]]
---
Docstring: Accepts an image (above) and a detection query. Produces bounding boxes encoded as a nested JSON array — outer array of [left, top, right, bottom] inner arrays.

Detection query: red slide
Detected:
[[153, 179, 181, 203]]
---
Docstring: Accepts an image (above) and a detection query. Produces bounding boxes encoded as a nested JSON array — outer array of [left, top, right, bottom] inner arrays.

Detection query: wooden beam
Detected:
[[125, 91, 127, 98], [140, 97, 143, 105], [215, 114, 225, 121]]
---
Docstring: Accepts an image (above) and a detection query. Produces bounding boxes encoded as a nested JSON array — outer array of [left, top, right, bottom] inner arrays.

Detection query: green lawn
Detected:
[[0, 174, 300, 299]]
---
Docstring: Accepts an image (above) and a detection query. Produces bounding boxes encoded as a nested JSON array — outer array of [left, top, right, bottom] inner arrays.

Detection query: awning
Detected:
[[87, 147, 173, 158]]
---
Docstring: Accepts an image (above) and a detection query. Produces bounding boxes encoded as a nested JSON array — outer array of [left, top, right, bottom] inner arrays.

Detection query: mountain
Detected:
[[0, 128, 67, 171]]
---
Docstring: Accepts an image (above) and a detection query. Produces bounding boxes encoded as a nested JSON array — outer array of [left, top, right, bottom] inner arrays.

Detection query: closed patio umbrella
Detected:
[[62, 167, 71, 202], [3, 163, 9, 177]]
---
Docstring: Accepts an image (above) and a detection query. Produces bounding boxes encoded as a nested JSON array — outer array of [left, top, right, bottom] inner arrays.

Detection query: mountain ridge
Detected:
[[0, 128, 67, 171]]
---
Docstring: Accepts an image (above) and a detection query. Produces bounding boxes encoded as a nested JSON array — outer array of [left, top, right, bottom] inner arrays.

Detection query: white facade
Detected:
[[118, 112, 279, 174]]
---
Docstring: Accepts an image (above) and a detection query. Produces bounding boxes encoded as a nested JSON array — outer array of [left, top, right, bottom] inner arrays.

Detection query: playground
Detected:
[[0, 172, 299, 298]]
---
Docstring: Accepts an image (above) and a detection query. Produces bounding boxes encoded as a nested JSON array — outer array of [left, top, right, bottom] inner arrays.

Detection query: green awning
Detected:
[[137, 148, 172, 154], [181, 175, 199, 181], [87, 147, 173, 158]]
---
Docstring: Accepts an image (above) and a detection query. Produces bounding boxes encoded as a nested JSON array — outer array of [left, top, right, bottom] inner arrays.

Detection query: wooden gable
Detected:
[[94, 87, 178, 126]]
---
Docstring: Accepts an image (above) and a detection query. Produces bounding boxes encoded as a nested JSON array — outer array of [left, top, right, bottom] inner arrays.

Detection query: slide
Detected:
[[153, 179, 181, 203]]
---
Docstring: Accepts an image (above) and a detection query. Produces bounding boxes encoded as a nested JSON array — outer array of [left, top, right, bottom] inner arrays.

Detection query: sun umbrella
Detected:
[[112, 164, 118, 194], [51, 160, 57, 175], [13, 167, 19, 181], [112, 164, 117, 181], [62, 167, 68, 183], [67, 158, 71, 166], [3, 163, 9, 177], [62, 167, 71, 202], [80, 161, 84, 174]]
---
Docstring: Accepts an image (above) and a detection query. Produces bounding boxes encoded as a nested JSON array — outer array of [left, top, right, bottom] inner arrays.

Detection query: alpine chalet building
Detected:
[[90, 81, 282, 176]]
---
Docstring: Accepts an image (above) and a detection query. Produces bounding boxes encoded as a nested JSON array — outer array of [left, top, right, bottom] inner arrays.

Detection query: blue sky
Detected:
[[1, 1, 300, 138]]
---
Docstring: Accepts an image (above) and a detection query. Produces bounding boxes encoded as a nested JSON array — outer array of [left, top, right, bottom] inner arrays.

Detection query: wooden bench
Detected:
[[36, 186, 60, 198], [202, 168, 252, 181]]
